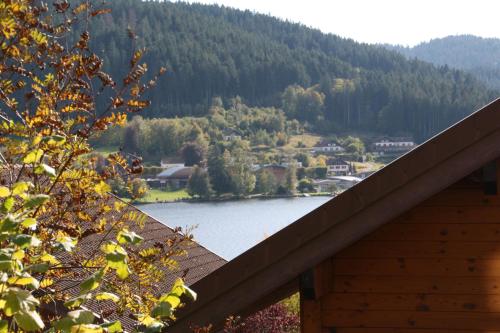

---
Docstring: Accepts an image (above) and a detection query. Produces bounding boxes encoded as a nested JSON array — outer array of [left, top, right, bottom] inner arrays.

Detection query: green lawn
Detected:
[[135, 189, 192, 203]]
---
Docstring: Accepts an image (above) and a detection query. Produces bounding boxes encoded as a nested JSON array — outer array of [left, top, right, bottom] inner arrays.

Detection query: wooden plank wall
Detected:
[[301, 173, 500, 332]]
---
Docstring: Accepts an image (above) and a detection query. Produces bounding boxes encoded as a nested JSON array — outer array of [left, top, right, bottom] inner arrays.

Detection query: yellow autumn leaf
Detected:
[[70, 324, 103, 333], [29, 29, 47, 46], [12, 250, 24, 260], [23, 149, 43, 164], [95, 292, 119, 302], [94, 181, 110, 196], [12, 182, 30, 196], [40, 253, 60, 265], [40, 278, 54, 288], [8, 274, 39, 288], [114, 200, 125, 212], [127, 99, 150, 108], [0, 186, 10, 198]]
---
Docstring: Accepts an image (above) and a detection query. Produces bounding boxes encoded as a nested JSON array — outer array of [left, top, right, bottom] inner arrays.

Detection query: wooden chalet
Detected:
[[170, 98, 500, 332]]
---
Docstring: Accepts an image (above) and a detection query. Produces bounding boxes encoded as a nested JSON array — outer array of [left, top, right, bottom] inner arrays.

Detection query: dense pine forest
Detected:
[[90, 0, 495, 141], [388, 35, 500, 90]]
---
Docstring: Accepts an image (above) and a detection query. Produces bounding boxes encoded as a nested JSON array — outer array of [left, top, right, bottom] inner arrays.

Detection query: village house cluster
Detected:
[[144, 136, 417, 196]]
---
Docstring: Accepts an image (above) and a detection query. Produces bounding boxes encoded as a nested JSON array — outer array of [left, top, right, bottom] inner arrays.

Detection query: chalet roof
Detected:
[[326, 158, 350, 165], [169, 98, 500, 331], [157, 165, 194, 179]]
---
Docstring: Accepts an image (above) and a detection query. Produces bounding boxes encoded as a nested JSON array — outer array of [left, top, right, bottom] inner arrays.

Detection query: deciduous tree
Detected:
[[0, 1, 193, 331], [188, 166, 212, 199], [181, 142, 206, 166]]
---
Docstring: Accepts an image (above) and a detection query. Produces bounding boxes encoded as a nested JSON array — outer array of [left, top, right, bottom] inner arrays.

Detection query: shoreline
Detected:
[[132, 192, 334, 205]]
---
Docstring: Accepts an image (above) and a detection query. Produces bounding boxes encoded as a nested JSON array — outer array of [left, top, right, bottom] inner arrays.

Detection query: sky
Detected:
[[179, 0, 500, 46]]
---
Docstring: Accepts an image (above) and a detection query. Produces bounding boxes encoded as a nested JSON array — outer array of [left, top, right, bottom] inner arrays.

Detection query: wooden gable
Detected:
[[302, 162, 500, 332]]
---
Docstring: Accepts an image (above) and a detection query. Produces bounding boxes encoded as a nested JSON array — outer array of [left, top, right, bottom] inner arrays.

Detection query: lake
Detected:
[[138, 196, 331, 260]]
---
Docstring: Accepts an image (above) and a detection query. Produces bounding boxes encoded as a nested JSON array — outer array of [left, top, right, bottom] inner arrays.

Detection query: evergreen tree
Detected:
[[84, 0, 494, 142]]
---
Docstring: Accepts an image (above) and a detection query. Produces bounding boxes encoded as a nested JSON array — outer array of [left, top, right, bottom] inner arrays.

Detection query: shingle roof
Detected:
[[326, 158, 350, 165], [157, 166, 194, 179], [65, 196, 226, 330], [169, 98, 500, 331], [0, 167, 225, 331]]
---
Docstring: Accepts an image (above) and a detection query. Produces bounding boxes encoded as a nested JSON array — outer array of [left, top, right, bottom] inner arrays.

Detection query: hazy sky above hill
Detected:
[[181, 0, 499, 46]]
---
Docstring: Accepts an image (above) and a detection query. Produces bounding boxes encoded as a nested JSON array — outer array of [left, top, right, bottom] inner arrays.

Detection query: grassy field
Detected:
[[285, 134, 322, 149], [135, 189, 192, 203], [352, 161, 385, 173]]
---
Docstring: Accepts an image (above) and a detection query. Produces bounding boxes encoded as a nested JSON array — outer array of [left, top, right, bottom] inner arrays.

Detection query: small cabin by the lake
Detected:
[[156, 165, 194, 189], [170, 98, 500, 332]]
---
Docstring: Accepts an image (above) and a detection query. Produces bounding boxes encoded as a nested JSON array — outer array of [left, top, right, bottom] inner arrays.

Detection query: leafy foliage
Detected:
[[192, 303, 299, 333], [207, 143, 256, 196], [91, 99, 298, 163], [181, 142, 206, 167], [187, 166, 212, 199], [0, 1, 193, 331]]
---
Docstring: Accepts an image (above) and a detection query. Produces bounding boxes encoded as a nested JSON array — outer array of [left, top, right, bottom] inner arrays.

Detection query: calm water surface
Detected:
[[138, 197, 331, 260]]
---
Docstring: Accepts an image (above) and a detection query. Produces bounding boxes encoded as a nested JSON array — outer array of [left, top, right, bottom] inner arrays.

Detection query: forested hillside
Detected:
[[389, 35, 500, 90], [90, 0, 495, 141]]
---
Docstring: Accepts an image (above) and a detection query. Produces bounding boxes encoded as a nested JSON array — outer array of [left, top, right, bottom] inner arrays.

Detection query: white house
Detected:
[[373, 137, 416, 154], [326, 158, 351, 176], [311, 141, 345, 154], [222, 134, 242, 142]]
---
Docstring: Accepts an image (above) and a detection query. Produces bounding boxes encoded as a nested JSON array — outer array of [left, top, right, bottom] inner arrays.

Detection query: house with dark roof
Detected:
[[326, 158, 352, 176], [157, 165, 195, 189], [169, 98, 500, 332]]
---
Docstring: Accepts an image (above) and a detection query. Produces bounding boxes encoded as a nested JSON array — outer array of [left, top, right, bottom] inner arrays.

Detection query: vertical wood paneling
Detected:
[[301, 299, 321, 333], [310, 177, 500, 332]]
